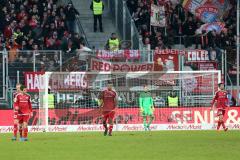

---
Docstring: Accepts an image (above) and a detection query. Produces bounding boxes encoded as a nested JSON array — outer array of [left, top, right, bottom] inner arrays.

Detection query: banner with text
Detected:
[[96, 50, 140, 60], [184, 50, 218, 70], [154, 49, 182, 71], [1, 107, 240, 132], [91, 58, 154, 72], [24, 72, 88, 92]]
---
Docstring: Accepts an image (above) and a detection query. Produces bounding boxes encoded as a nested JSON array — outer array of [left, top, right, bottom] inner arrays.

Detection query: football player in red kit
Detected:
[[98, 82, 117, 136], [14, 85, 32, 141], [211, 83, 229, 131], [12, 83, 23, 141]]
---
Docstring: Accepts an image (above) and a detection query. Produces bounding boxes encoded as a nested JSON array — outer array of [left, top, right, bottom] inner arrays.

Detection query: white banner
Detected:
[[91, 58, 154, 72], [1, 124, 240, 133], [150, 5, 166, 27]]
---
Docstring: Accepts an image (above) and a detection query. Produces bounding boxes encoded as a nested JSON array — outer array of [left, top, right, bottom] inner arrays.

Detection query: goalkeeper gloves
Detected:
[[96, 99, 103, 106], [151, 107, 155, 112]]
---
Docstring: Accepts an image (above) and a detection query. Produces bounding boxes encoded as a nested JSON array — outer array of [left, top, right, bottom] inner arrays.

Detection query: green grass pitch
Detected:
[[0, 131, 239, 160]]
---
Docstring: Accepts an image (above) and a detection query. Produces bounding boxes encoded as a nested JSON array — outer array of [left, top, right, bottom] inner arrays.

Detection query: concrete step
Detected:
[[81, 21, 115, 29], [80, 18, 113, 24], [87, 36, 109, 42], [79, 14, 111, 19], [82, 27, 116, 34], [83, 27, 116, 35], [72, 0, 118, 50], [88, 42, 106, 49], [86, 32, 111, 36]]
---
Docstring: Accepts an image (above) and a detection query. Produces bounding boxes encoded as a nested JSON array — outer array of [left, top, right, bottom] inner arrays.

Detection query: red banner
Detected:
[[96, 50, 140, 60], [2, 107, 240, 126], [154, 50, 180, 71], [90, 58, 154, 72]]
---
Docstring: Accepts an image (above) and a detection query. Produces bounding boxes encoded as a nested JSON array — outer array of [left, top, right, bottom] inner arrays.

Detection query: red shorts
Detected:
[[217, 109, 226, 116], [18, 114, 30, 123], [13, 112, 18, 120], [102, 111, 115, 120]]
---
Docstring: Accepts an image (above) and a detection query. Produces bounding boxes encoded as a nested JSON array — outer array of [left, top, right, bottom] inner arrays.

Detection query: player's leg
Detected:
[[216, 110, 222, 130], [20, 122, 28, 141], [20, 115, 30, 141], [12, 118, 19, 141], [221, 110, 228, 131], [19, 120, 23, 138], [218, 115, 224, 130], [146, 108, 154, 130], [142, 114, 148, 131], [108, 111, 115, 136], [147, 115, 154, 131], [102, 112, 108, 136]]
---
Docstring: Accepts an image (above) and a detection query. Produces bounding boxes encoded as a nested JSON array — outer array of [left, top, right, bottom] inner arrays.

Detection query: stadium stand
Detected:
[[126, 0, 237, 50], [0, 0, 85, 51], [0, 0, 239, 108], [0, 0, 88, 88]]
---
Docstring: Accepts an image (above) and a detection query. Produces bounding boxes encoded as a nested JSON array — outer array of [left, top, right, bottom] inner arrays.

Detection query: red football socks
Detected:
[[23, 128, 28, 138], [109, 125, 113, 134], [217, 121, 226, 130], [217, 121, 221, 130], [19, 127, 23, 138], [221, 121, 226, 129], [103, 121, 108, 130], [13, 124, 18, 137]]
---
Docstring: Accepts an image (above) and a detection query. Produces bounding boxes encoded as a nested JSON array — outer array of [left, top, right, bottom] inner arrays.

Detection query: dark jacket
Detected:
[[65, 5, 80, 21]]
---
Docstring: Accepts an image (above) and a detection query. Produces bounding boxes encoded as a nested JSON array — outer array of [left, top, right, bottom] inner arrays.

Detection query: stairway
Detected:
[[72, 0, 117, 49]]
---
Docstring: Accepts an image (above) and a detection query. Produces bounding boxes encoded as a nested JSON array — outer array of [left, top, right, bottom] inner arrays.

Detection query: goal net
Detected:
[[38, 71, 221, 132]]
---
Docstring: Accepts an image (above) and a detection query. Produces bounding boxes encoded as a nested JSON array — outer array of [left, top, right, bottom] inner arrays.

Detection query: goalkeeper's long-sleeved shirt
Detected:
[[139, 91, 154, 109]]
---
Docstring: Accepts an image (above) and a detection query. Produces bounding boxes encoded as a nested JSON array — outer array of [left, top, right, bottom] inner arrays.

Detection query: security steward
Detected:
[[90, 0, 104, 32]]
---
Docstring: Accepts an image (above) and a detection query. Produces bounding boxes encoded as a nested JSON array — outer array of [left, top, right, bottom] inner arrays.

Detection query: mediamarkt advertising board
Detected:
[[1, 107, 240, 132]]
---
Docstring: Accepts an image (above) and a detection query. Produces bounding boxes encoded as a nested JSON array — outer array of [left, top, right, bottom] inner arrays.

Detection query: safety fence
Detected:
[[108, 0, 143, 49], [1, 48, 239, 107]]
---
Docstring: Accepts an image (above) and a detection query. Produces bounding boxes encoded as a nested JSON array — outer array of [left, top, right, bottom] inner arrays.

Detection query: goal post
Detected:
[[38, 70, 221, 132]]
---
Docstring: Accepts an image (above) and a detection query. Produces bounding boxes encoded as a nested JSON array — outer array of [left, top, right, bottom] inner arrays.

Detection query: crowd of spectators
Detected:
[[0, 0, 84, 57], [0, 0, 90, 87], [127, 0, 237, 51]]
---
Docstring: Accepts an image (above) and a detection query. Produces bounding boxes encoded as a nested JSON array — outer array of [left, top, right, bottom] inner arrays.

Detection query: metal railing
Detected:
[[59, 0, 90, 48], [0, 50, 7, 100], [75, 17, 90, 47], [7, 50, 62, 89], [107, 0, 143, 49], [0, 48, 237, 107]]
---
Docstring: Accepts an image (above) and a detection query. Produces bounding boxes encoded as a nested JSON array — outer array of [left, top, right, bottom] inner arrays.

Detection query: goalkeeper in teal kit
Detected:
[[139, 85, 155, 131]]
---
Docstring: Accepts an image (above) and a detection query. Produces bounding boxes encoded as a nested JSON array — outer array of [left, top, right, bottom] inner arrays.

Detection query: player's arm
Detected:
[[28, 95, 33, 116], [150, 95, 155, 112], [114, 95, 118, 109], [211, 92, 218, 110], [13, 95, 20, 111]]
